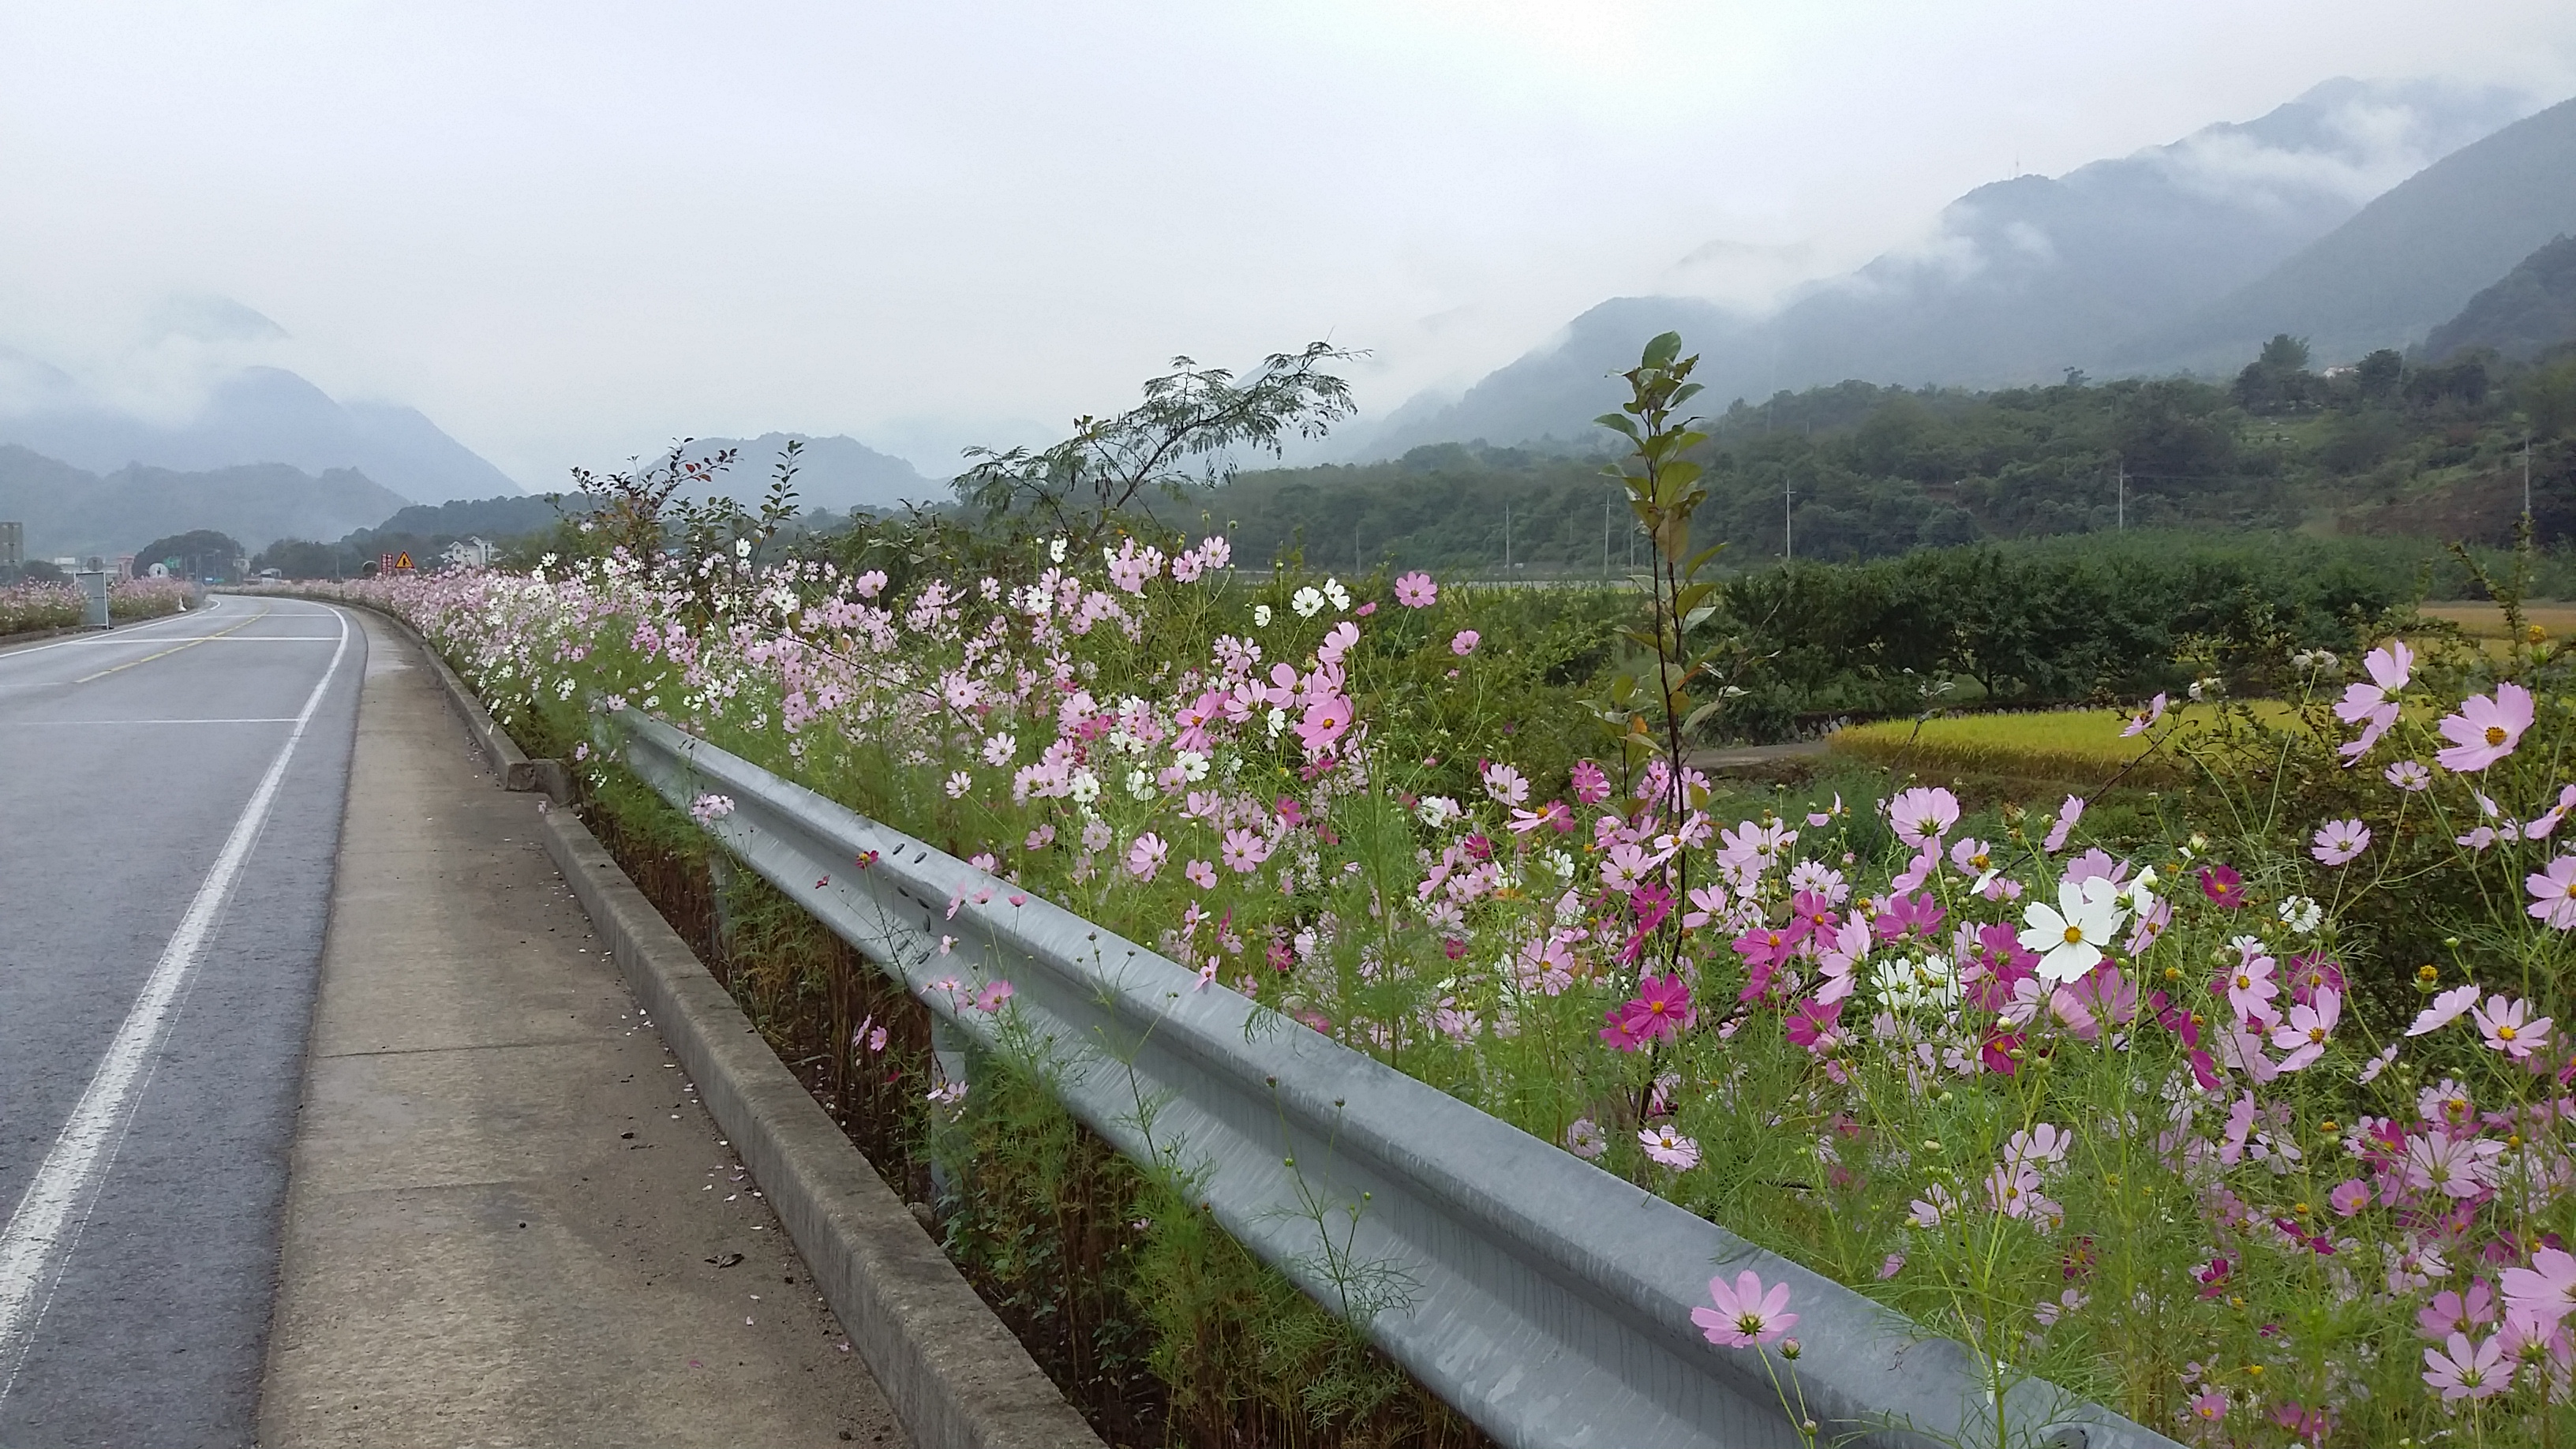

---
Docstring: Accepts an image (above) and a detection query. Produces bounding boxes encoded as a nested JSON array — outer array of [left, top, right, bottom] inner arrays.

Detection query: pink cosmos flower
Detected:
[[2042, 794, 2084, 852], [1638, 1124, 1701, 1169], [1184, 859, 1216, 889], [1481, 761, 1531, 807], [2120, 693, 2167, 737], [2328, 1178, 2370, 1217], [1125, 833, 1167, 882], [2529, 856, 2576, 930], [1451, 629, 1480, 656], [1394, 571, 1437, 608], [2436, 681, 2534, 773], [2419, 1280, 2499, 1342], [1570, 759, 1612, 804], [1219, 828, 1271, 874], [2403, 1132, 2499, 1199], [2309, 818, 2370, 866], [2386, 759, 2432, 791], [2503, 1248, 2576, 1328], [1888, 786, 1960, 847], [1565, 1118, 1606, 1159], [2407, 983, 2481, 1037], [972, 980, 1017, 1013], [2424, 1331, 2507, 1400], [2220, 944, 2278, 1020], [1693, 1270, 1795, 1347], [1295, 695, 1355, 756], [2269, 988, 2341, 1072], [2187, 1391, 2227, 1425], [2472, 994, 2552, 1058]]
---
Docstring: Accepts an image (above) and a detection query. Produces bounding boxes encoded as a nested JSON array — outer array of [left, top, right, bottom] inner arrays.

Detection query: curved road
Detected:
[[0, 597, 361, 1448]]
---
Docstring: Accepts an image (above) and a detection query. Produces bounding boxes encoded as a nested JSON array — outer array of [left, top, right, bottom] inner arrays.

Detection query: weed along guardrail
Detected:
[[604, 705, 2180, 1449]]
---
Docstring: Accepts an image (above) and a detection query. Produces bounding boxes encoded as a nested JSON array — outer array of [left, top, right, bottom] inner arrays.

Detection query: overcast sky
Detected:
[[2, 2, 2573, 485]]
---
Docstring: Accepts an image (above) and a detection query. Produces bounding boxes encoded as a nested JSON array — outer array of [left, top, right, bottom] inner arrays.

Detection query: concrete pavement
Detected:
[[255, 608, 904, 1448]]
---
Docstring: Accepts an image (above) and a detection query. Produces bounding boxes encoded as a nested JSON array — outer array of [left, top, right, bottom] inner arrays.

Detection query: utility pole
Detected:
[[1603, 500, 1612, 576], [2116, 455, 2126, 531], [1503, 504, 1513, 575], [2526, 430, 2535, 523], [1784, 474, 1795, 564]]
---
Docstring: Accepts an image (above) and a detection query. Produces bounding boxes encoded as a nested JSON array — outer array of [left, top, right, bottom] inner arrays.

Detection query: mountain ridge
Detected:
[[1354, 77, 2540, 459], [0, 444, 412, 560]]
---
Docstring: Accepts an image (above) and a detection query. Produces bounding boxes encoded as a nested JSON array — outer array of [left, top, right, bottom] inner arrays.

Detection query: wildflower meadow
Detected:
[[278, 339, 2576, 1449]]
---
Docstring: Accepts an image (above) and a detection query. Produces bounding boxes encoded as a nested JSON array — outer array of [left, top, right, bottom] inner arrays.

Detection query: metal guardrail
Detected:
[[606, 707, 2181, 1449]]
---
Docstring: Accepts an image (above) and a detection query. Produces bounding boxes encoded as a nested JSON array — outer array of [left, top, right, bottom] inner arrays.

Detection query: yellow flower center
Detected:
[[2501, 1024, 2518, 1040], [2064, 925, 2084, 945], [2487, 724, 2509, 747]]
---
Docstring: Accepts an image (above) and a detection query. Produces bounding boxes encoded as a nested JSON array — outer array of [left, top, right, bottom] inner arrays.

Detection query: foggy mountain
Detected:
[[2423, 234, 2576, 363], [652, 432, 942, 513], [1357, 77, 2535, 457], [0, 350, 521, 505], [2121, 96, 2576, 373], [0, 444, 412, 560]]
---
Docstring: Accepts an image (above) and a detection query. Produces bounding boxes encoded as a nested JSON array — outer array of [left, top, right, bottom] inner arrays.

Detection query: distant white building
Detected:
[[441, 537, 496, 569]]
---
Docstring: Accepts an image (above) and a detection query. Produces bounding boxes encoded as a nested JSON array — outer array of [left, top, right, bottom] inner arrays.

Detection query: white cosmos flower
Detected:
[[1291, 586, 1327, 619], [1253, 604, 1273, 627], [1322, 577, 1351, 611], [2018, 877, 2129, 985], [1048, 537, 1067, 564]]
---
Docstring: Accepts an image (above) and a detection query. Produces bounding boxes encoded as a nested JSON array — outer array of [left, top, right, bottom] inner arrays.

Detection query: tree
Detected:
[[955, 343, 1360, 544], [133, 530, 248, 582], [2231, 334, 2317, 414], [2354, 349, 2404, 403]]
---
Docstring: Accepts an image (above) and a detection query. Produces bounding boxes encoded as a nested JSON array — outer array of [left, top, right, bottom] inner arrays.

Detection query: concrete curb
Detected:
[[535, 807, 1106, 1449]]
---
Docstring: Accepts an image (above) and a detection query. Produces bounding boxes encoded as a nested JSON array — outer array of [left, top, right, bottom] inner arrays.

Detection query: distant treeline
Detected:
[[1197, 336, 2576, 573]]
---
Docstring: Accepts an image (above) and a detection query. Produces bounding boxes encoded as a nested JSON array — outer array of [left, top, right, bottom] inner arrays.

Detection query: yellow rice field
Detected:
[[1829, 702, 2314, 784]]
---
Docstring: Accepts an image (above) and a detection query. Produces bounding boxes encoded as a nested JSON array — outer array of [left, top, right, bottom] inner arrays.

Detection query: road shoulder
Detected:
[[256, 608, 905, 1448]]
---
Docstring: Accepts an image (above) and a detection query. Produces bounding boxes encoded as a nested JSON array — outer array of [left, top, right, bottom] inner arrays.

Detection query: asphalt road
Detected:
[[0, 597, 362, 1449]]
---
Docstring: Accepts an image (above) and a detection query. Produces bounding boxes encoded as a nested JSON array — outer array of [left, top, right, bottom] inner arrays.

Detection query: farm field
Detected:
[[1826, 700, 2313, 784], [2420, 600, 2576, 640]]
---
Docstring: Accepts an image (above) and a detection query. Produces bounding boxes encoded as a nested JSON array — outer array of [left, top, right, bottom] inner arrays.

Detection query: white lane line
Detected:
[[0, 607, 352, 1396], [0, 718, 300, 726]]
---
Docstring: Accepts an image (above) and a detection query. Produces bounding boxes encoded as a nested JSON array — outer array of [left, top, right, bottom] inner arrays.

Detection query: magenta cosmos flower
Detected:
[[2309, 818, 2370, 866], [1617, 972, 1694, 1043], [2199, 864, 2248, 909], [1451, 629, 1480, 656], [1394, 571, 1437, 608], [2436, 681, 2534, 773], [1693, 1270, 1797, 1347], [2528, 855, 2576, 930]]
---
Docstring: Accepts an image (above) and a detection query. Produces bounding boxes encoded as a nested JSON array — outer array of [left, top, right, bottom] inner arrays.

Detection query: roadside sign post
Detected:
[[75, 564, 110, 628]]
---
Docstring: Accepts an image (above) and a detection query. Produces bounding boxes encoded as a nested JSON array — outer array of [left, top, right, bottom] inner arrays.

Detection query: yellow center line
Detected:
[[73, 608, 275, 683]]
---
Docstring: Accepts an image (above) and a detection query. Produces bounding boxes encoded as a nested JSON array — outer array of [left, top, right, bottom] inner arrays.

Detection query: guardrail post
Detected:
[[927, 1016, 970, 1210]]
